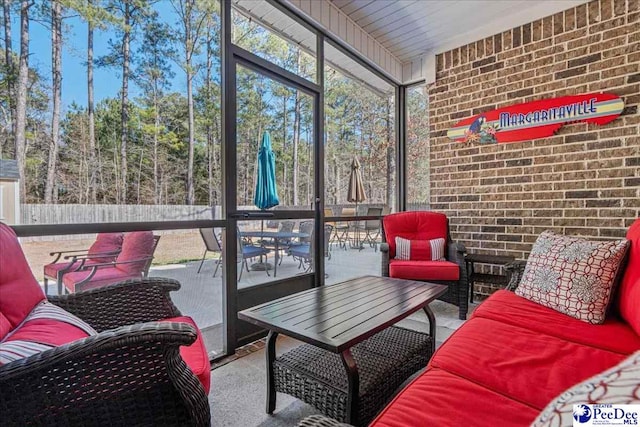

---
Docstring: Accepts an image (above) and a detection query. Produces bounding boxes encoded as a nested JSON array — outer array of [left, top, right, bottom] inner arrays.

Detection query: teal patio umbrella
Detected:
[[254, 131, 280, 210], [251, 131, 279, 271]]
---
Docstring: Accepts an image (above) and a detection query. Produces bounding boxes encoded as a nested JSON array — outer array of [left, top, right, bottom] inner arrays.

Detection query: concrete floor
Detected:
[[207, 299, 473, 427], [147, 244, 386, 356]]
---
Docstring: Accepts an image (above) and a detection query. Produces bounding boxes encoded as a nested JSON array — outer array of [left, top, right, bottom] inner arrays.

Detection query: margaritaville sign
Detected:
[[447, 93, 624, 144]]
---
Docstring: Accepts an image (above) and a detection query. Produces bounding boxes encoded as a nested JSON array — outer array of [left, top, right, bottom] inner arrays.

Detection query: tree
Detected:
[[87, 0, 97, 202], [98, 0, 150, 203], [2, 0, 15, 157], [14, 0, 30, 200], [44, 0, 63, 203], [136, 13, 174, 204], [170, 0, 208, 205]]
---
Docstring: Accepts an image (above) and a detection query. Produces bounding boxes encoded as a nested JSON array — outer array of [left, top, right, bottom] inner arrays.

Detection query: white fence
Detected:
[[21, 204, 218, 226]]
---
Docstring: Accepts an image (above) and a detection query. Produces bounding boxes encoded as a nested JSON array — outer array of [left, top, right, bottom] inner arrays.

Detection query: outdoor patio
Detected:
[[151, 238, 386, 357], [1, 0, 638, 425]]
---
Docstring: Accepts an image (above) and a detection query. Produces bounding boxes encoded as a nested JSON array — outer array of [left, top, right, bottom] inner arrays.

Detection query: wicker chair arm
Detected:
[[380, 243, 390, 277], [505, 260, 527, 291], [48, 277, 182, 332], [298, 415, 354, 427], [0, 322, 210, 427]]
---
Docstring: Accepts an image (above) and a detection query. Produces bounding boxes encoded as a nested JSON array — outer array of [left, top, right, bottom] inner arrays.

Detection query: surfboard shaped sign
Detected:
[[447, 93, 624, 144]]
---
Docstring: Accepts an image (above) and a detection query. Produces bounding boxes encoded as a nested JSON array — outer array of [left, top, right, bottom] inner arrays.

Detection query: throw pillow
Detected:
[[531, 350, 640, 427], [395, 237, 445, 261], [515, 231, 628, 324], [0, 301, 97, 365]]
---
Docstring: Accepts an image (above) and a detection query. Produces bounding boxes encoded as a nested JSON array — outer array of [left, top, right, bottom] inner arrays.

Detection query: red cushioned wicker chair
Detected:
[[380, 211, 468, 320], [0, 223, 210, 426]]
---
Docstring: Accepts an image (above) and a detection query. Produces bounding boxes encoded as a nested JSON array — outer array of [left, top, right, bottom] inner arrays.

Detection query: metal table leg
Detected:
[[274, 239, 278, 277], [423, 305, 437, 355], [341, 348, 360, 425], [266, 330, 279, 414], [467, 261, 475, 303]]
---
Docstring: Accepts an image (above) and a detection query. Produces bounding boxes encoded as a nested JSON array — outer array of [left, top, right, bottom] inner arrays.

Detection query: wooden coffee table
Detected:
[[238, 276, 447, 425]]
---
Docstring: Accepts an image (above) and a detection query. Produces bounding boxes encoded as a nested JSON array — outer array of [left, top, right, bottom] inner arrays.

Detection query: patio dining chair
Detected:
[[237, 230, 271, 281], [358, 206, 384, 251], [197, 227, 222, 276], [290, 224, 334, 272], [333, 207, 355, 250]]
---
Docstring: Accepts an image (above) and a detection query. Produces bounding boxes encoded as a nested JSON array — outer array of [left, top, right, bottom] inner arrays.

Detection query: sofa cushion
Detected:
[[474, 290, 640, 355], [63, 268, 142, 293], [429, 316, 627, 410], [116, 231, 156, 274], [0, 301, 97, 365], [515, 230, 628, 324], [0, 223, 46, 340], [389, 260, 459, 281], [617, 219, 640, 336], [394, 237, 445, 261], [532, 350, 640, 426], [88, 232, 124, 262], [163, 316, 211, 393], [383, 211, 448, 259], [370, 367, 540, 427]]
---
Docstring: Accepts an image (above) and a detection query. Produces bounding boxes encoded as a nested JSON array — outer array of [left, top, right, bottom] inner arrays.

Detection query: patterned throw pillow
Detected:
[[516, 231, 628, 324], [532, 350, 640, 427], [395, 237, 446, 261]]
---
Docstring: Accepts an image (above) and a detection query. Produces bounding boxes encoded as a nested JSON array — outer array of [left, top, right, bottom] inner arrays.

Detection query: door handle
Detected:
[[229, 212, 275, 219]]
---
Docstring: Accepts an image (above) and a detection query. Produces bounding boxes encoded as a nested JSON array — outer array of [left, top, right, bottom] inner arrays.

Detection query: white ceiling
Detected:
[[233, 0, 394, 95], [330, 0, 589, 63]]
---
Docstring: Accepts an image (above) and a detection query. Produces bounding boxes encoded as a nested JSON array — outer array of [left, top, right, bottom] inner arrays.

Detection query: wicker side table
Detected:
[[465, 253, 515, 303], [274, 326, 431, 426]]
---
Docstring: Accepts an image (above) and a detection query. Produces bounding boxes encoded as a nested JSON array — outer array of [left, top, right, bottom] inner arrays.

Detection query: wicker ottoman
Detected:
[[274, 326, 432, 426]]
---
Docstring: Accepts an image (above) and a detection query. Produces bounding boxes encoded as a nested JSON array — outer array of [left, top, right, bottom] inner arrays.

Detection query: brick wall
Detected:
[[428, 0, 639, 297]]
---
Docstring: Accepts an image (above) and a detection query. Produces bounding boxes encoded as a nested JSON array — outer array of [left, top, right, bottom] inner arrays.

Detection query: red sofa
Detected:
[[0, 223, 211, 426], [370, 218, 640, 427]]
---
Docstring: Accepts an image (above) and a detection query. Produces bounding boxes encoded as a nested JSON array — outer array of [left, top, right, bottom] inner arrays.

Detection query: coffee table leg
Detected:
[[266, 330, 279, 414], [341, 349, 360, 425], [423, 305, 437, 354]]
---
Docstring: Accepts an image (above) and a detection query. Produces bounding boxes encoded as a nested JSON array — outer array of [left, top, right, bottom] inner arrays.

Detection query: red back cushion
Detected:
[[0, 223, 46, 339], [395, 237, 446, 261], [617, 219, 640, 335], [88, 233, 124, 262], [383, 211, 449, 259], [116, 231, 156, 275]]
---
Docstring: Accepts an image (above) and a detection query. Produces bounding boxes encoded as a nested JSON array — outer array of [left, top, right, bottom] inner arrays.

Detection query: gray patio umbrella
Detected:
[[347, 156, 367, 249]]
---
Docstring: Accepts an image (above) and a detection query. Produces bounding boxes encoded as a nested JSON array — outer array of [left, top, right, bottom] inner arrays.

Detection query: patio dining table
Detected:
[[240, 230, 309, 277]]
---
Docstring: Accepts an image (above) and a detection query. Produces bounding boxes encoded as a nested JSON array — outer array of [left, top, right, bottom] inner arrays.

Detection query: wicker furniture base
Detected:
[[274, 326, 432, 426]]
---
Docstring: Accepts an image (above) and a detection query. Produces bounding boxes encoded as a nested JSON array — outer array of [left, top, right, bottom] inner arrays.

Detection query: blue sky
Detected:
[[11, 3, 189, 111]]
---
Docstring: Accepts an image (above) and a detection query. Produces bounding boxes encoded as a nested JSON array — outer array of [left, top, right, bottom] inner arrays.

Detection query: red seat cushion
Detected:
[[0, 301, 97, 365], [116, 231, 156, 274], [370, 367, 539, 427], [429, 317, 628, 410], [383, 212, 449, 259], [617, 218, 640, 336], [63, 268, 142, 293], [389, 260, 460, 281], [0, 223, 46, 340], [474, 290, 640, 355], [163, 316, 211, 393]]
